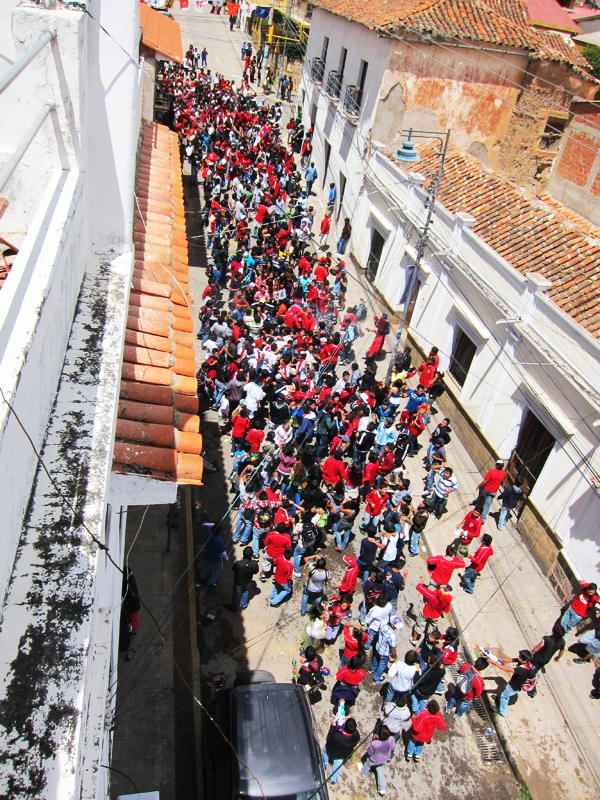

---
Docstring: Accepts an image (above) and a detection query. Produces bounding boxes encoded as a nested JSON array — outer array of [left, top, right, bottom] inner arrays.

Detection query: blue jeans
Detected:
[[360, 757, 386, 793], [497, 506, 510, 529], [411, 689, 428, 715], [359, 600, 368, 624], [498, 684, 518, 716], [333, 522, 353, 549], [477, 490, 495, 522], [369, 651, 390, 681], [409, 527, 421, 556], [270, 580, 292, 606], [561, 606, 583, 634], [366, 626, 378, 649], [252, 525, 266, 557], [340, 654, 350, 668], [426, 469, 436, 491], [294, 542, 311, 574], [337, 237, 348, 255], [301, 586, 322, 615], [200, 558, 223, 586], [232, 582, 251, 610], [385, 682, 400, 703], [322, 747, 343, 784], [447, 693, 472, 717], [360, 511, 380, 529], [407, 737, 424, 758], [462, 566, 479, 594], [234, 513, 254, 543]]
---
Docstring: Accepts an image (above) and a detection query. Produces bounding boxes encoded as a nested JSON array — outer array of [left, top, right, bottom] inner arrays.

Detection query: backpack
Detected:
[[457, 665, 478, 695], [256, 506, 273, 528], [521, 664, 538, 694], [365, 583, 385, 607], [300, 522, 317, 547]]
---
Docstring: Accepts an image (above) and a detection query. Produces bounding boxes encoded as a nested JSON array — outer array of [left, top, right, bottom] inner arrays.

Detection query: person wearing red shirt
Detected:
[[298, 255, 312, 276], [407, 411, 426, 457], [334, 555, 360, 597], [411, 581, 453, 644], [448, 658, 488, 716], [361, 453, 380, 500], [319, 214, 331, 249], [314, 261, 328, 284], [428, 346, 440, 370], [377, 446, 395, 477], [322, 453, 347, 486], [473, 460, 507, 521], [427, 544, 465, 588], [457, 508, 483, 555], [406, 700, 446, 762], [300, 308, 316, 332], [561, 580, 600, 633], [231, 409, 250, 453], [461, 534, 494, 594], [325, 595, 352, 641], [269, 548, 294, 606], [418, 357, 437, 389], [340, 620, 369, 667], [360, 486, 388, 530], [246, 424, 264, 454], [260, 523, 292, 581]]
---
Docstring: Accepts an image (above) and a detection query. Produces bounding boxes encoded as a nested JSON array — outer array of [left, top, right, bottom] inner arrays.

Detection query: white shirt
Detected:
[[387, 661, 418, 692], [244, 382, 265, 411], [382, 532, 400, 562], [364, 603, 392, 632]]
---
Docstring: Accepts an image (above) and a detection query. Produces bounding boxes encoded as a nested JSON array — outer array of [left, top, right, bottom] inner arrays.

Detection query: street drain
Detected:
[[448, 663, 505, 765]]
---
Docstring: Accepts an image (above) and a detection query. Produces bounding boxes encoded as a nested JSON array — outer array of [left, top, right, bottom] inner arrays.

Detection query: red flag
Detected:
[[179, 0, 189, 8]]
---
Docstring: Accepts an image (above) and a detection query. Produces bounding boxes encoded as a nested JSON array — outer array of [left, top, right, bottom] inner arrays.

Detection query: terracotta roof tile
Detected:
[[394, 141, 600, 337], [313, 0, 595, 74], [112, 121, 202, 484], [139, 2, 183, 63]]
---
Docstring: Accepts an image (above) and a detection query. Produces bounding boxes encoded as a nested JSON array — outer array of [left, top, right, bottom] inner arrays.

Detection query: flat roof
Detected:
[[234, 684, 320, 797]]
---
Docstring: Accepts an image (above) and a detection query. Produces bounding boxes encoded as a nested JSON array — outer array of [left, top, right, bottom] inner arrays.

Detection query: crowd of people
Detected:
[[156, 52, 600, 795]]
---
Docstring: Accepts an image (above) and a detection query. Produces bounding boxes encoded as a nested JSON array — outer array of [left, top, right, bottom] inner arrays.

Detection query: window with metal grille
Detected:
[[449, 327, 477, 387]]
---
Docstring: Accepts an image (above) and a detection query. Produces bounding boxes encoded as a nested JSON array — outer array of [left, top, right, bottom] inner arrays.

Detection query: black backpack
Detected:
[[256, 506, 273, 529], [300, 522, 317, 548]]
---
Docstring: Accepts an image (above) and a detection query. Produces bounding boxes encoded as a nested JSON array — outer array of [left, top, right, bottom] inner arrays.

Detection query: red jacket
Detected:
[[455, 663, 485, 700], [418, 362, 437, 389], [322, 457, 347, 485], [264, 531, 291, 559], [459, 511, 482, 543], [411, 709, 446, 743], [363, 462, 380, 487], [469, 544, 494, 573], [335, 665, 366, 686], [426, 555, 465, 585], [273, 556, 293, 584], [338, 558, 359, 594], [365, 490, 386, 516], [416, 583, 452, 619]]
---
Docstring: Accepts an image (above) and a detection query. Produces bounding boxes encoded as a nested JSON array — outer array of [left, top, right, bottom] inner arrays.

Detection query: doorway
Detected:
[[323, 139, 331, 187], [507, 409, 556, 500], [366, 228, 385, 282]]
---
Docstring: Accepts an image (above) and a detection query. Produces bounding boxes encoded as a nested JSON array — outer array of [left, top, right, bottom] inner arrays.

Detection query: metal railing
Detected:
[[343, 84, 361, 120], [325, 70, 342, 100], [0, 30, 57, 195], [309, 57, 325, 83]]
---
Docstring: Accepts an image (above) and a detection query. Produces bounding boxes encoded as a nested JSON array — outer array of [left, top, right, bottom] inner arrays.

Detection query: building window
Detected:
[[337, 172, 346, 220], [449, 327, 477, 387], [321, 36, 329, 63], [539, 116, 567, 151], [366, 228, 385, 282], [507, 409, 555, 497]]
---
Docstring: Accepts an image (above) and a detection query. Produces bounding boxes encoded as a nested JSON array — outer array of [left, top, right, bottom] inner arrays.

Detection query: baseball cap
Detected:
[[391, 616, 403, 628]]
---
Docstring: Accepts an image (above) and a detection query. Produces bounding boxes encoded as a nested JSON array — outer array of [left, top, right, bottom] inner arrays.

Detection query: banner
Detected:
[[227, 2, 240, 14], [255, 6, 270, 17], [179, 0, 189, 8], [398, 264, 417, 305]]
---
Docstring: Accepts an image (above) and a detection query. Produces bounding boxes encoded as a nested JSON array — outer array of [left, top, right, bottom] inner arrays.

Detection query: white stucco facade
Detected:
[[0, 1, 148, 797], [353, 146, 600, 584]]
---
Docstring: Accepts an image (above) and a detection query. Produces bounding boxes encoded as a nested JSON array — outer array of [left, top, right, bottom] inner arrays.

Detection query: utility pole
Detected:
[[259, 0, 275, 92], [385, 128, 451, 386]]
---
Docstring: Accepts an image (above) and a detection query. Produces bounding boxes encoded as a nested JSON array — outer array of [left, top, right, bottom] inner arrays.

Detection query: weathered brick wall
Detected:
[[557, 130, 600, 188]]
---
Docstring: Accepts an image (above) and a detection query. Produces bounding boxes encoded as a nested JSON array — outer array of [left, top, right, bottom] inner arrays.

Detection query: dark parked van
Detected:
[[203, 671, 329, 799]]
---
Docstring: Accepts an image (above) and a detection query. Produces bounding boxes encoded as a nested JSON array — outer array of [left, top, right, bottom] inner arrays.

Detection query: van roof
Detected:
[[233, 684, 321, 797]]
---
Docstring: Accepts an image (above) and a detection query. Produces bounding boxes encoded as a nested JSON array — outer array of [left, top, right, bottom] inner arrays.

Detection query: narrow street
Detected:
[[109, 9, 599, 800]]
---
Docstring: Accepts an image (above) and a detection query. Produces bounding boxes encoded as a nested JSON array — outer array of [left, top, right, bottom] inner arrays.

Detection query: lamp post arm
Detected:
[[385, 129, 451, 387]]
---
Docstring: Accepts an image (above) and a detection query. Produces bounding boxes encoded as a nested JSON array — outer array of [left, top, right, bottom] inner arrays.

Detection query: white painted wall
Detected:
[[300, 9, 392, 243], [353, 146, 600, 583], [0, 1, 143, 607]]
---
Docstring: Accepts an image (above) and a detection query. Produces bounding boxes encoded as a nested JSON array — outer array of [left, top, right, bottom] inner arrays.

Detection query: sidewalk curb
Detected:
[[185, 485, 204, 800], [418, 528, 533, 797]]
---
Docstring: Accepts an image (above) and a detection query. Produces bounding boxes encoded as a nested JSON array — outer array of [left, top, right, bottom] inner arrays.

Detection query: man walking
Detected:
[[231, 546, 259, 611], [560, 581, 600, 634], [408, 501, 429, 557], [305, 161, 318, 195], [201, 47, 208, 67], [358, 725, 395, 796], [426, 467, 457, 519], [322, 717, 359, 785], [460, 533, 494, 594], [270, 547, 294, 607], [405, 700, 446, 764], [488, 649, 538, 717], [472, 460, 506, 522], [370, 615, 402, 683], [199, 525, 227, 587], [410, 578, 452, 644], [337, 217, 351, 254], [447, 657, 487, 716], [497, 476, 525, 529]]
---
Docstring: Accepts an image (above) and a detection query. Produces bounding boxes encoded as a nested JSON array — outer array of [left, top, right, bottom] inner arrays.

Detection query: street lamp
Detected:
[[385, 128, 451, 387]]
